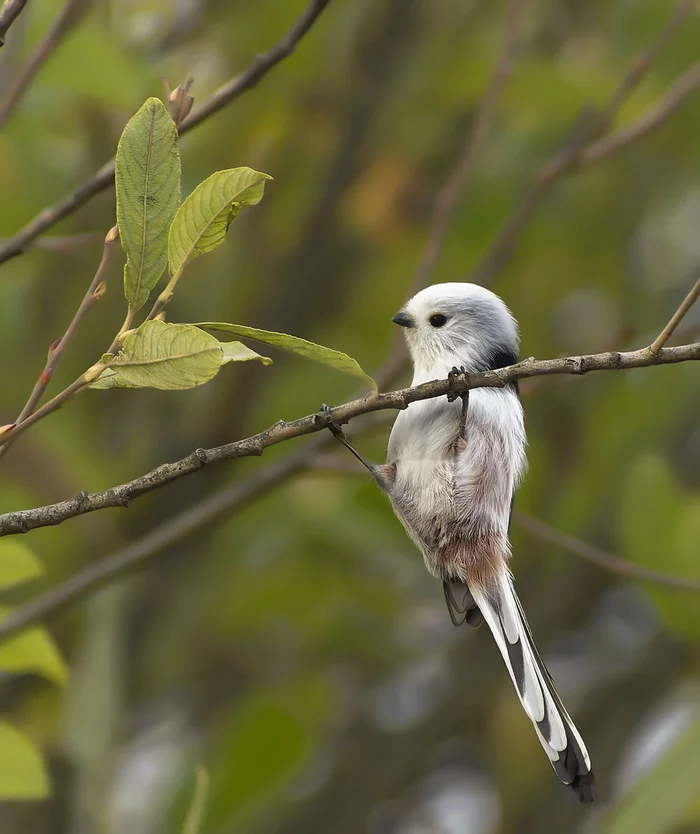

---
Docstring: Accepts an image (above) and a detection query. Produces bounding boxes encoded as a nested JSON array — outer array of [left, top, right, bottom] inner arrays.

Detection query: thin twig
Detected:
[[0, 227, 119, 460], [0, 0, 29, 47], [649, 277, 700, 354], [470, 0, 698, 285], [0, 0, 90, 131], [581, 61, 700, 166], [513, 513, 700, 592], [0, 0, 332, 266], [0, 340, 698, 537]]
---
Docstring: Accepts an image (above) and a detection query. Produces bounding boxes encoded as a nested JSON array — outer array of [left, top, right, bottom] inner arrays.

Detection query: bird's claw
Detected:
[[315, 403, 345, 440], [447, 366, 467, 402]]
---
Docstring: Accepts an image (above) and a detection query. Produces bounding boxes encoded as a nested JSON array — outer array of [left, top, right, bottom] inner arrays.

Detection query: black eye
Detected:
[[429, 313, 447, 328]]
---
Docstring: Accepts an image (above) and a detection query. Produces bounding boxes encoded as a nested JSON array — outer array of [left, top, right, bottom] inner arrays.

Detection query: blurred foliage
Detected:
[[0, 0, 699, 833]]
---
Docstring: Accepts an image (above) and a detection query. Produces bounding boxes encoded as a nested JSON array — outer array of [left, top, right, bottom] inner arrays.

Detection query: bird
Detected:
[[322, 282, 594, 803]]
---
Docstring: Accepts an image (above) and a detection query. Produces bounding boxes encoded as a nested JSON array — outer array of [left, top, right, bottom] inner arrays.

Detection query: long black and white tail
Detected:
[[468, 574, 595, 803]]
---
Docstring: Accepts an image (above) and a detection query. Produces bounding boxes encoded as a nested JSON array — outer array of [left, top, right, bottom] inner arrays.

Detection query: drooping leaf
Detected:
[[0, 606, 68, 685], [0, 540, 43, 590], [0, 723, 50, 800], [196, 322, 378, 391], [168, 168, 271, 276], [91, 322, 269, 391], [116, 97, 181, 312], [220, 341, 272, 366]]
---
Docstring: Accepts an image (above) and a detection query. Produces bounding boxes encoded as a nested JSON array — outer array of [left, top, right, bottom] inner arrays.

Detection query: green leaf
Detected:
[[91, 322, 269, 391], [603, 719, 700, 834], [196, 322, 378, 391], [220, 341, 272, 366], [168, 168, 271, 276], [181, 766, 210, 834], [0, 540, 42, 590], [0, 723, 50, 800], [0, 606, 68, 685], [116, 97, 181, 312]]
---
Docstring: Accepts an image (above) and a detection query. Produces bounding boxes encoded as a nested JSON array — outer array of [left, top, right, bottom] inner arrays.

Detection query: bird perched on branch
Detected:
[[323, 282, 594, 802]]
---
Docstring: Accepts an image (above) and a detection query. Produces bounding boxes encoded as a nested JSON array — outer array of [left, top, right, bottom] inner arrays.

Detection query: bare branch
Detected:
[[0, 0, 332, 266], [513, 513, 700, 592], [0, 0, 90, 131], [470, 0, 698, 285], [0, 226, 120, 459], [649, 278, 700, 354], [0, 340, 697, 537], [0, 0, 29, 47], [581, 61, 700, 166]]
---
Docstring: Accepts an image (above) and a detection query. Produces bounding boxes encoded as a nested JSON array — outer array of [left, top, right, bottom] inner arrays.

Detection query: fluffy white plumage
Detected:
[[380, 282, 594, 802]]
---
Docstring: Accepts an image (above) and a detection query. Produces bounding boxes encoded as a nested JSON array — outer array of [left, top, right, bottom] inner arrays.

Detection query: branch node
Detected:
[[194, 448, 208, 465]]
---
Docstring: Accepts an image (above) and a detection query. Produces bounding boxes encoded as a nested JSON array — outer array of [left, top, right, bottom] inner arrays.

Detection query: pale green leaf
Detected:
[[116, 97, 181, 312], [168, 168, 271, 276], [220, 341, 272, 366], [182, 766, 210, 834], [0, 605, 68, 685], [0, 723, 50, 800], [95, 321, 222, 390], [90, 323, 271, 391], [196, 322, 377, 391], [0, 540, 43, 590]]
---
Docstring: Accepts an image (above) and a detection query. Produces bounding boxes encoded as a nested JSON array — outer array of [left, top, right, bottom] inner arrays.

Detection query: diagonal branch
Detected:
[[0, 0, 91, 131], [513, 513, 700, 592], [0, 225, 118, 461], [470, 0, 700, 285], [0, 340, 698, 537], [649, 277, 700, 354], [0, 0, 332, 266], [0, 0, 29, 47], [0, 441, 316, 643]]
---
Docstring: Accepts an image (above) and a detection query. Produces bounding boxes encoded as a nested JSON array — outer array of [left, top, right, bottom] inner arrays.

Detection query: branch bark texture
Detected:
[[0, 341, 697, 537]]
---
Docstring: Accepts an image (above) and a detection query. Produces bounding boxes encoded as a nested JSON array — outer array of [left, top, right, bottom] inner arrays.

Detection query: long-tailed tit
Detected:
[[324, 282, 594, 802]]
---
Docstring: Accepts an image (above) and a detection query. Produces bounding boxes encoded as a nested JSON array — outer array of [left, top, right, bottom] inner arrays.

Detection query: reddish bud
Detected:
[[0, 423, 17, 438]]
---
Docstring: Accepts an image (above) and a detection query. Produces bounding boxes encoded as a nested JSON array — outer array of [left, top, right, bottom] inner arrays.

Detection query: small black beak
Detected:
[[392, 311, 413, 328]]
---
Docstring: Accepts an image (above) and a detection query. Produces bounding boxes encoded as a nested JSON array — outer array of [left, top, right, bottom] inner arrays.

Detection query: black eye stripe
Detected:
[[429, 313, 447, 328]]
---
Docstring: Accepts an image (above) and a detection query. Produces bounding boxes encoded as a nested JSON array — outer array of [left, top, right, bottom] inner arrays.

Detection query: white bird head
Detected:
[[392, 283, 520, 381]]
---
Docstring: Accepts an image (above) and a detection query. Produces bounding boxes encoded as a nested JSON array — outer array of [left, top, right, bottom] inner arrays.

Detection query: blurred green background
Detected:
[[0, 0, 699, 832]]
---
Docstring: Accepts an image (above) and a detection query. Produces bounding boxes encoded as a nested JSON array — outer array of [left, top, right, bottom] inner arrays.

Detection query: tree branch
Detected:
[[650, 277, 700, 354], [0, 0, 332, 266], [0, 0, 29, 47], [513, 513, 700, 592], [470, 0, 699, 285], [0, 225, 118, 460], [0, 441, 316, 644], [314, 457, 700, 592], [0, 0, 90, 131], [0, 340, 697, 537]]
